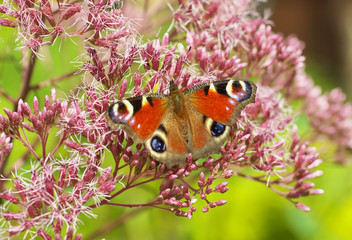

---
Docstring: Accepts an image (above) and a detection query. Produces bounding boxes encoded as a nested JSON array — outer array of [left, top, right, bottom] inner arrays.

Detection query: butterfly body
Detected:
[[106, 79, 257, 167]]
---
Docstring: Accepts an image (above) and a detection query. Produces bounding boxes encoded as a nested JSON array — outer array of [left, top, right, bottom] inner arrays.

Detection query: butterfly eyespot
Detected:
[[151, 136, 166, 153], [108, 101, 134, 124], [226, 80, 252, 102], [210, 121, 226, 137], [108, 104, 125, 123]]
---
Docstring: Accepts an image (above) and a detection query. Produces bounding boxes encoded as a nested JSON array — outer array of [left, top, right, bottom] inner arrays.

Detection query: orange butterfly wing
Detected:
[[106, 95, 168, 142], [187, 79, 257, 125]]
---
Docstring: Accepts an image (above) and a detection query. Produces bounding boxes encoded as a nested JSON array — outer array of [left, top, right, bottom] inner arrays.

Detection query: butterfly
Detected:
[[105, 79, 257, 168]]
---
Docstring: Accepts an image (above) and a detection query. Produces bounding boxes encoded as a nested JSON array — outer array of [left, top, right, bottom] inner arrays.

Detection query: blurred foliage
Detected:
[[1, 5, 352, 240], [83, 161, 352, 240]]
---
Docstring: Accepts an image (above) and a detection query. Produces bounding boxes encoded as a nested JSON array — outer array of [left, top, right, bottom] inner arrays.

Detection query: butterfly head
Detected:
[[169, 80, 179, 93]]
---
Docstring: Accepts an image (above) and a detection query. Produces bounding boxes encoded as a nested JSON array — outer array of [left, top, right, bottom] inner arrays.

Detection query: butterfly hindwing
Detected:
[[145, 111, 189, 167], [187, 108, 231, 159]]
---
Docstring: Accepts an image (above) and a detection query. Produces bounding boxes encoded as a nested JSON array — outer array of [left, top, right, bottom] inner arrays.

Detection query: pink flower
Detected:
[[0, 132, 13, 168], [0, 0, 350, 238]]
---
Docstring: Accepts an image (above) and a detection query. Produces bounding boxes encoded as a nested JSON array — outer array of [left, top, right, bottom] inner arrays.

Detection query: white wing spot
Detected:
[[209, 83, 216, 93], [130, 118, 135, 125], [142, 96, 149, 106], [121, 100, 134, 121], [226, 80, 240, 100], [239, 81, 246, 91]]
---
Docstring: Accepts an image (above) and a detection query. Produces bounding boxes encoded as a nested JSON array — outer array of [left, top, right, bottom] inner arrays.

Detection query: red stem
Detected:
[[15, 50, 37, 110]]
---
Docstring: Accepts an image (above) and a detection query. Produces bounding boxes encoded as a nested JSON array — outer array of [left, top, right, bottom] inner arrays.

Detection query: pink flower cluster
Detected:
[[0, 0, 134, 50], [0, 0, 350, 239], [0, 89, 116, 238], [174, 0, 352, 163]]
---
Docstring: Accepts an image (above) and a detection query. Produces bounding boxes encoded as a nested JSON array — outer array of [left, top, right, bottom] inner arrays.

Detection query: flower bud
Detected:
[[0, 193, 19, 204], [37, 228, 52, 240], [295, 202, 310, 212], [62, 4, 82, 20], [33, 96, 39, 115], [202, 206, 209, 212], [215, 200, 227, 206]]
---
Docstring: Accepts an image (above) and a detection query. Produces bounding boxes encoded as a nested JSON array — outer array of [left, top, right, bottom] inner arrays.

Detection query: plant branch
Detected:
[[84, 208, 145, 240], [0, 88, 16, 104], [16, 50, 37, 111], [106, 200, 161, 208], [30, 70, 79, 90]]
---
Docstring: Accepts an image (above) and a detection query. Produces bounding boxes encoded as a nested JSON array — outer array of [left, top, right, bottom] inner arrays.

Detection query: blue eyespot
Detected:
[[108, 103, 127, 124], [151, 136, 166, 153], [233, 81, 252, 101], [211, 122, 226, 137], [108, 105, 117, 122]]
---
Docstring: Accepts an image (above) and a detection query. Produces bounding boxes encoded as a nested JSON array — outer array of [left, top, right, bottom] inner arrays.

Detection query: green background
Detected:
[[1, 5, 352, 240]]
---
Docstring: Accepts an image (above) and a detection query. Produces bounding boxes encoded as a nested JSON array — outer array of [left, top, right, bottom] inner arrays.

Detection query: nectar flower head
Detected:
[[0, 0, 351, 239]]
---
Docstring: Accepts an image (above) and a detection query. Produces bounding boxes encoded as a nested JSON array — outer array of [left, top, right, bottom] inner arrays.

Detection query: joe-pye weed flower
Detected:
[[0, 0, 350, 239]]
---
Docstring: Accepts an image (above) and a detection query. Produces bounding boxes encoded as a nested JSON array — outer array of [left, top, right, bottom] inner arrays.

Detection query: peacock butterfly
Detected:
[[105, 79, 257, 168]]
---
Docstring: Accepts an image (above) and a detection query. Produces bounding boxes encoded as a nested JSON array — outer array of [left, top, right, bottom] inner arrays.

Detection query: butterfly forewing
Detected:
[[106, 95, 168, 142], [187, 79, 257, 125]]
